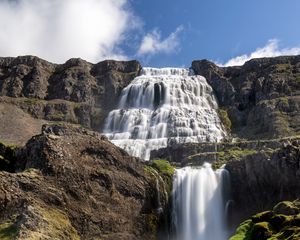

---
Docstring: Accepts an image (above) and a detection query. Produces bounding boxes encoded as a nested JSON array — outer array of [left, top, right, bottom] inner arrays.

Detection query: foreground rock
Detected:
[[0, 124, 165, 240], [230, 199, 300, 240]]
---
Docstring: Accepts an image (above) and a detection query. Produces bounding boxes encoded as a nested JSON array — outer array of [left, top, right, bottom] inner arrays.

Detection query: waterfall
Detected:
[[103, 67, 226, 160], [171, 163, 230, 240]]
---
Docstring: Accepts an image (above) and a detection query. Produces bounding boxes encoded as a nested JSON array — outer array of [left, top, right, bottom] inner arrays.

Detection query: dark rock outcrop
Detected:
[[226, 140, 300, 223], [0, 56, 141, 133], [0, 124, 165, 240], [192, 56, 300, 139]]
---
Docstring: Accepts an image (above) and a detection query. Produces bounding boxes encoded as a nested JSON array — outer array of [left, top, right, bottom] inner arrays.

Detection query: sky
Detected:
[[0, 0, 300, 67]]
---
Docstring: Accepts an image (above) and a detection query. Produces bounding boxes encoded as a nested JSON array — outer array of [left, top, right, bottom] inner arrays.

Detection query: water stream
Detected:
[[171, 163, 230, 240]]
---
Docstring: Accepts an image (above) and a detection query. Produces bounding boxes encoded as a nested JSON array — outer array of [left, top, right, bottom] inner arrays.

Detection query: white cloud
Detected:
[[220, 39, 300, 67], [137, 26, 183, 56], [0, 0, 139, 63]]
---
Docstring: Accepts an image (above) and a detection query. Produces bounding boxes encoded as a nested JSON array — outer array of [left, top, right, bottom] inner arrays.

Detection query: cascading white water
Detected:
[[103, 67, 226, 160], [172, 163, 230, 240]]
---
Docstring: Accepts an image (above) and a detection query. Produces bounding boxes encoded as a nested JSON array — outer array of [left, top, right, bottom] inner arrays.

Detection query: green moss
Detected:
[[218, 108, 232, 132], [0, 221, 17, 240], [252, 221, 274, 238], [252, 211, 273, 223], [151, 159, 175, 177], [25, 206, 81, 240], [273, 201, 299, 215], [42, 208, 79, 238], [145, 159, 175, 194], [230, 219, 253, 240], [232, 200, 300, 240]]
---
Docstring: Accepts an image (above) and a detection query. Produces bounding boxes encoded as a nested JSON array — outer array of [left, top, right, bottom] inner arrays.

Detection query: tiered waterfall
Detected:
[[103, 67, 226, 160]]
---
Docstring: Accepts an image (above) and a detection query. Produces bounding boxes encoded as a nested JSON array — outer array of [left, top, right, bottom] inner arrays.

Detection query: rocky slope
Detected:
[[0, 124, 167, 240], [0, 56, 141, 145]]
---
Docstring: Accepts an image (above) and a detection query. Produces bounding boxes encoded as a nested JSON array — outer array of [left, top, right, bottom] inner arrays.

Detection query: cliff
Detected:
[[0, 56, 141, 145], [192, 56, 300, 140]]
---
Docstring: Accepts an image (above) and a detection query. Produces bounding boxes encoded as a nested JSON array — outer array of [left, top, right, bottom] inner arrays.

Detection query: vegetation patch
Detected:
[[230, 219, 253, 240], [212, 147, 257, 169], [150, 159, 175, 177], [0, 221, 17, 240], [145, 159, 175, 194], [218, 108, 232, 133], [276, 63, 291, 72], [230, 200, 300, 240]]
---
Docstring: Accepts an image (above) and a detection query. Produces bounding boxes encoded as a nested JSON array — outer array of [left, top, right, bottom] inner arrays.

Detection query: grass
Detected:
[[0, 221, 17, 240], [150, 159, 175, 177], [212, 147, 257, 169], [218, 148, 257, 161], [218, 108, 232, 132], [40, 207, 80, 239]]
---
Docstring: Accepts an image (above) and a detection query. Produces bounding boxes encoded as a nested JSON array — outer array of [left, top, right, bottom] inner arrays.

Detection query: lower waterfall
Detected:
[[171, 163, 230, 240]]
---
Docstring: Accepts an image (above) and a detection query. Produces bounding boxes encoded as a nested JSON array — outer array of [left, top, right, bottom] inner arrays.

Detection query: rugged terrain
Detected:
[[0, 124, 168, 240], [1, 55, 300, 239]]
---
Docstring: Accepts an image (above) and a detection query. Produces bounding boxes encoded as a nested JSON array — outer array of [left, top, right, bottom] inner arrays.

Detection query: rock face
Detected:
[[192, 56, 300, 139], [0, 56, 141, 136], [226, 140, 300, 222], [0, 124, 164, 240]]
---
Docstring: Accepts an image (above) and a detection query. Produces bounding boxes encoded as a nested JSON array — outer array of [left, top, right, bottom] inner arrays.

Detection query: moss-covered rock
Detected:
[[230, 219, 253, 240], [230, 200, 300, 240], [145, 159, 175, 194], [252, 222, 274, 239], [274, 201, 300, 215]]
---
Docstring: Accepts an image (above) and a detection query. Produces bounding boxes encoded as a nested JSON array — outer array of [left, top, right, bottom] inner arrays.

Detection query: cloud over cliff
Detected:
[[0, 0, 138, 63]]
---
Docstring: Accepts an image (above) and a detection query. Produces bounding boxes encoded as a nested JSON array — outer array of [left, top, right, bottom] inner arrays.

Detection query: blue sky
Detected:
[[130, 0, 300, 67], [0, 0, 299, 67]]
